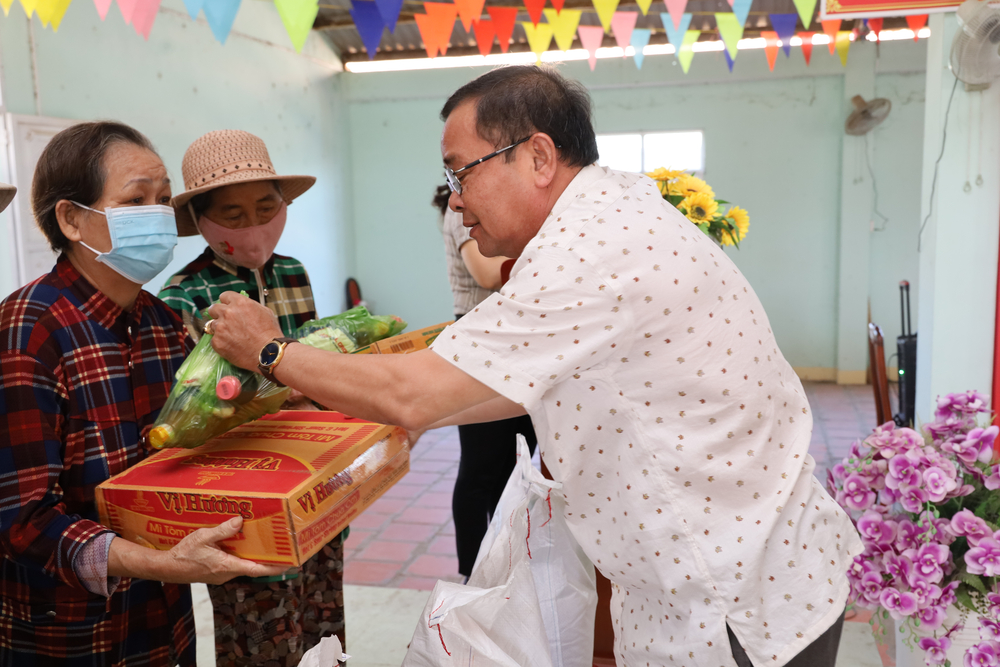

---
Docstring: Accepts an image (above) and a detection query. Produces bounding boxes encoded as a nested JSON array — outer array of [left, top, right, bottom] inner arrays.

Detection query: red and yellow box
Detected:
[[96, 412, 408, 566]]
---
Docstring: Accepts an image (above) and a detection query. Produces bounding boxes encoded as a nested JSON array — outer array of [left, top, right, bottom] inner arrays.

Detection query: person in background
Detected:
[[0, 122, 283, 667], [158, 130, 344, 666], [434, 185, 537, 580]]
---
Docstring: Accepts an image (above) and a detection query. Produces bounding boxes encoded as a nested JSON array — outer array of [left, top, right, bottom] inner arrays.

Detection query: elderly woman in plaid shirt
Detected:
[[0, 122, 284, 667]]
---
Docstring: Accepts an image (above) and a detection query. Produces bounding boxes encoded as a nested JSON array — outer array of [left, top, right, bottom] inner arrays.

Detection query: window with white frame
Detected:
[[596, 131, 705, 176]]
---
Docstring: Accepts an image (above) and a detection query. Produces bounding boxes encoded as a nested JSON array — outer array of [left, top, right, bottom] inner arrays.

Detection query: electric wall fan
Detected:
[[951, 0, 1000, 89]]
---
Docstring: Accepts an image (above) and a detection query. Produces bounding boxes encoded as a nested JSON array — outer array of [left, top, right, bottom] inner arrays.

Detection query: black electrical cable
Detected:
[[918, 77, 961, 252], [865, 133, 890, 231]]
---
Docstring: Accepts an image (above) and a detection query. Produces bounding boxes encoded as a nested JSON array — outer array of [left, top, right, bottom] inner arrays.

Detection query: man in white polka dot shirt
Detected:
[[209, 66, 862, 667]]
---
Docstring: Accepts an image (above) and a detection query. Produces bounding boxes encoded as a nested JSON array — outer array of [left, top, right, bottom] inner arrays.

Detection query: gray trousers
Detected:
[[729, 612, 846, 667]]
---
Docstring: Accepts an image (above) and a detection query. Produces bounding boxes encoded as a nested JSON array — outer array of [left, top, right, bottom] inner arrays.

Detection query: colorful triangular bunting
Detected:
[[0, 0, 13, 15], [131, 0, 161, 37], [661, 10, 690, 50], [551, 0, 563, 12], [117, 0, 137, 23], [94, 0, 113, 19], [731, 0, 750, 27], [524, 0, 545, 26], [592, 0, 618, 32], [715, 12, 742, 59], [821, 18, 840, 54], [631, 27, 650, 67], [488, 6, 517, 51], [835, 29, 850, 65], [19, 0, 36, 18], [276, 0, 318, 50], [610, 11, 637, 52], [544, 8, 581, 51], [724, 48, 735, 71], [677, 29, 699, 72], [414, 12, 438, 56], [635, 0, 652, 14], [769, 13, 797, 56], [37, 0, 72, 29], [350, 0, 384, 58], [662, 0, 685, 29], [906, 13, 927, 39], [798, 31, 814, 64], [761, 29, 778, 70], [34, 0, 54, 24], [428, 1, 458, 54], [866, 17, 882, 35], [374, 0, 403, 31], [791, 0, 815, 29], [522, 20, 553, 62], [473, 17, 495, 54], [202, 0, 241, 43], [578, 24, 604, 69], [454, 0, 483, 32]]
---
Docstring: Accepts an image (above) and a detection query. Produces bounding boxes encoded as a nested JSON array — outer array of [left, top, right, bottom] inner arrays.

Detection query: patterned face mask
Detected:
[[197, 203, 287, 270]]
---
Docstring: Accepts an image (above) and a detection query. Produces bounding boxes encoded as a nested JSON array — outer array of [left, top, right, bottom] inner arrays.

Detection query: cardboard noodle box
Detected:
[[352, 321, 452, 355], [96, 412, 408, 566]]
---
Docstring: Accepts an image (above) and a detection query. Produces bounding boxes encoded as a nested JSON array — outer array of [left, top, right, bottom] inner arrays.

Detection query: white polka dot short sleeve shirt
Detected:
[[432, 165, 862, 667]]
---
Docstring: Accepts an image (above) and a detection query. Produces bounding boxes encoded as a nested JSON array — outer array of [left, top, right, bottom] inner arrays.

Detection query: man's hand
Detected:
[[208, 291, 283, 371]]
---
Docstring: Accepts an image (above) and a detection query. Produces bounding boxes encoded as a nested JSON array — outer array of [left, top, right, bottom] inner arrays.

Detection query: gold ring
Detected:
[[203, 319, 216, 336]]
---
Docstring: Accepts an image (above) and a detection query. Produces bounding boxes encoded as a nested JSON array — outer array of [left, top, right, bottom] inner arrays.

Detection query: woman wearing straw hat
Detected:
[[159, 130, 344, 666]]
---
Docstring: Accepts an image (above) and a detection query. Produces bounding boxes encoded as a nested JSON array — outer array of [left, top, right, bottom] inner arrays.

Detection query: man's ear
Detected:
[[527, 133, 559, 189], [55, 200, 84, 243]]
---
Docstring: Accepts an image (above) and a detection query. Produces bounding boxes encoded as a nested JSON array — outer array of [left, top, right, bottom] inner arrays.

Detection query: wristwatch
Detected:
[[258, 337, 299, 386]]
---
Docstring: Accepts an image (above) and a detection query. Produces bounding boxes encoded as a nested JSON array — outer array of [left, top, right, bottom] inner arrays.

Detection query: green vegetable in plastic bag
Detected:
[[294, 306, 407, 354]]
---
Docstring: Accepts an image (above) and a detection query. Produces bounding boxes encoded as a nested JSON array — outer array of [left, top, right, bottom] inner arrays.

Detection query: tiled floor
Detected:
[[344, 381, 883, 590]]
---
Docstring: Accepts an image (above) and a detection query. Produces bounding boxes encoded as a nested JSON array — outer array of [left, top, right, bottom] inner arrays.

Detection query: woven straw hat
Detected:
[[0, 183, 14, 213], [171, 130, 316, 237]]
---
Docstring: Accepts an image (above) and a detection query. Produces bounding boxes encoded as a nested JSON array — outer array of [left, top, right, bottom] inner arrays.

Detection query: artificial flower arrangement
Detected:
[[645, 168, 749, 247], [828, 391, 1000, 665]]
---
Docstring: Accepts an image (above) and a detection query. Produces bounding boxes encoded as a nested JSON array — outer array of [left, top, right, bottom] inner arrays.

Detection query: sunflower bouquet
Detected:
[[646, 168, 749, 248]]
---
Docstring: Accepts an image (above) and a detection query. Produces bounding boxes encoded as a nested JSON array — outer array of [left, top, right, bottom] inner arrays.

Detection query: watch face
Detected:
[[259, 341, 281, 366]]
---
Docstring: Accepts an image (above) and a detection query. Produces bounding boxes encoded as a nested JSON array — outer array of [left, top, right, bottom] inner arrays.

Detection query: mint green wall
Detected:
[[343, 41, 927, 370], [0, 0, 354, 316]]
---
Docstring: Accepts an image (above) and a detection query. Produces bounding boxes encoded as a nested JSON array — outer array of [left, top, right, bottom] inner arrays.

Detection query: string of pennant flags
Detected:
[[376, 0, 930, 70], [0, 0, 929, 69], [0, 0, 321, 49]]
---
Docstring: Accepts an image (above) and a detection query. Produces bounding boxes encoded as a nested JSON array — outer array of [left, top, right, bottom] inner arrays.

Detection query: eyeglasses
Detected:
[[444, 136, 531, 195]]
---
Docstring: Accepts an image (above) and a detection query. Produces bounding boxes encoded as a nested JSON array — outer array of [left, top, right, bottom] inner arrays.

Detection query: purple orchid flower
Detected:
[[951, 510, 991, 545], [982, 618, 1000, 642], [966, 537, 1000, 577], [842, 473, 877, 511], [879, 587, 919, 619], [964, 642, 1000, 667], [918, 636, 951, 665]]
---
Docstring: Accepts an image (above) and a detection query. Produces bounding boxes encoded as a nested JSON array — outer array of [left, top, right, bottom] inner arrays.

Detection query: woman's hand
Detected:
[[282, 388, 320, 411], [109, 517, 290, 585]]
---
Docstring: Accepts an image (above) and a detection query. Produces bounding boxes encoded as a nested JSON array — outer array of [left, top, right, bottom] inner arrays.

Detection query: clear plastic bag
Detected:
[[149, 303, 409, 450], [294, 306, 406, 354], [148, 332, 290, 449]]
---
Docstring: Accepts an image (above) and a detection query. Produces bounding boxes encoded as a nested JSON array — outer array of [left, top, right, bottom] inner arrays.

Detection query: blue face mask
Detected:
[[72, 202, 178, 284]]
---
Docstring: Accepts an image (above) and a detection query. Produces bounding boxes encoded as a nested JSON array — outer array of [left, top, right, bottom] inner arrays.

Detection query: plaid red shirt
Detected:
[[0, 256, 196, 666]]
